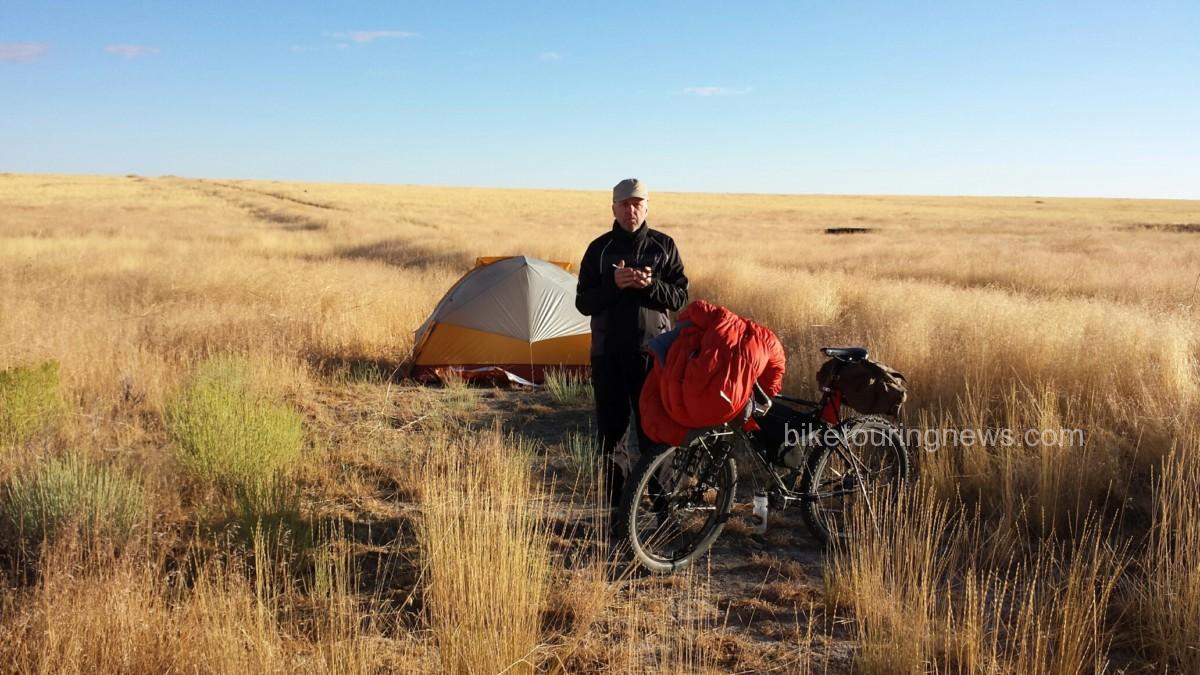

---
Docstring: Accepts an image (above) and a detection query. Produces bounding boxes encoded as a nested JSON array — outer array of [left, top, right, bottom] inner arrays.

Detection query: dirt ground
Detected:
[[305, 376, 857, 673]]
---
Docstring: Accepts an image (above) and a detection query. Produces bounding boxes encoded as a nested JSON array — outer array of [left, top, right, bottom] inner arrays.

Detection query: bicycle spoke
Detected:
[[629, 442, 733, 565], [803, 419, 907, 542]]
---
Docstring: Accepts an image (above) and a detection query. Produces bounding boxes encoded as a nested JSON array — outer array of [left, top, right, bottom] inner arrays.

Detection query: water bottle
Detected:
[[751, 491, 769, 534]]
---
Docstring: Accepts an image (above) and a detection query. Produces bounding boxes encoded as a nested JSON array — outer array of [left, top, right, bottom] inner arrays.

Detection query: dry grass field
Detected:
[[1, 172, 1198, 673]]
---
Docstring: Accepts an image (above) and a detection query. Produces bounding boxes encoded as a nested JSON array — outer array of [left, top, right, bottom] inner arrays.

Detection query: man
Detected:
[[575, 178, 688, 506]]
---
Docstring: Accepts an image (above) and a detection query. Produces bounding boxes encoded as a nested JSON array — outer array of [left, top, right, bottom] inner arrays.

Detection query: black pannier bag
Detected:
[[754, 399, 821, 468], [816, 358, 908, 416]]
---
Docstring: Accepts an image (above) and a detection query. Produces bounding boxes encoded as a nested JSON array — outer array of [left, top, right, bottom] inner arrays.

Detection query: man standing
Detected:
[[575, 178, 688, 506]]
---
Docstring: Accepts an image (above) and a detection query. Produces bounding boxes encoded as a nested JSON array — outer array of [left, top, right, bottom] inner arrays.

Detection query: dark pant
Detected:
[[591, 352, 652, 505]]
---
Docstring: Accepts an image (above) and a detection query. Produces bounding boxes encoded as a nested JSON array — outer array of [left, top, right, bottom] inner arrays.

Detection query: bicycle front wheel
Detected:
[[799, 415, 911, 544], [614, 442, 737, 574]]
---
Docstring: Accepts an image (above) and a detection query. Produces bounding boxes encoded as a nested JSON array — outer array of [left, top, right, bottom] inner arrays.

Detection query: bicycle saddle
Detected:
[[821, 346, 869, 362]]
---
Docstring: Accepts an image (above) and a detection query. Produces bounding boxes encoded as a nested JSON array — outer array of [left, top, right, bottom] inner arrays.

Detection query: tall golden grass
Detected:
[[0, 528, 418, 674], [418, 426, 551, 675], [1, 173, 1198, 672], [1129, 427, 1200, 671], [827, 485, 1124, 673]]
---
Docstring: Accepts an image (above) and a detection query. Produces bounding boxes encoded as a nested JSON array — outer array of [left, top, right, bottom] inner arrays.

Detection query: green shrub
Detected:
[[543, 369, 592, 408], [0, 361, 64, 446], [562, 428, 596, 482], [166, 356, 304, 493], [3, 454, 146, 547]]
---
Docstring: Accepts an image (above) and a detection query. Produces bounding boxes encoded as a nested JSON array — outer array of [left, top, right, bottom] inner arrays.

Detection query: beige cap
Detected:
[[612, 178, 648, 203]]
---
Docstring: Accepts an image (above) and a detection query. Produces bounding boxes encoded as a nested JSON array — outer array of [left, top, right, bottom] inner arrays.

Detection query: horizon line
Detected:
[[3, 170, 1197, 203]]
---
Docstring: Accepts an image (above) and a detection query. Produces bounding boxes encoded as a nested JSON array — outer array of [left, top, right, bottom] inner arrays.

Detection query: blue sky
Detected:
[[3, 1, 1198, 198]]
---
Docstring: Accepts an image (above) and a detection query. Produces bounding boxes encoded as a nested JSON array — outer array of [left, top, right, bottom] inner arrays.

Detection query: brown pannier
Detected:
[[816, 358, 908, 416]]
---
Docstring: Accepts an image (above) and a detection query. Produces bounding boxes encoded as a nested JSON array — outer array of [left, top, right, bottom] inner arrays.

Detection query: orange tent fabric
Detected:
[[409, 256, 591, 383]]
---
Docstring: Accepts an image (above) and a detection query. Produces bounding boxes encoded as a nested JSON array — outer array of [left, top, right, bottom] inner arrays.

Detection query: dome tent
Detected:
[[408, 256, 591, 384]]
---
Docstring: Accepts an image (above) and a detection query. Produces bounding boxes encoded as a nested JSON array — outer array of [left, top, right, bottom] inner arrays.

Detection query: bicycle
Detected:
[[613, 346, 912, 574]]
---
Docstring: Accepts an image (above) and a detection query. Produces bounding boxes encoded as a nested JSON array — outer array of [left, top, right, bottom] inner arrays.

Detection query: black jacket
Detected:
[[575, 221, 688, 356]]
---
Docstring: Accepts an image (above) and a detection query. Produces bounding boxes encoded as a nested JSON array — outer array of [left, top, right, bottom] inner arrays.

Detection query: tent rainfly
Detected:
[[408, 256, 591, 384]]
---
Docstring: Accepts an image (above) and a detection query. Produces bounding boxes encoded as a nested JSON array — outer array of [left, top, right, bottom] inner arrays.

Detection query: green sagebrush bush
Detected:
[[0, 361, 64, 446], [3, 454, 146, 547], [165, 355, 304, 492]]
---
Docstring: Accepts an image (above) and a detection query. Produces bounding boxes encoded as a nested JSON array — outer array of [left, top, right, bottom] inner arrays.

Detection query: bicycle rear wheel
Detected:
[[614, 441, 737, 574], [799, 415, 910, 544]]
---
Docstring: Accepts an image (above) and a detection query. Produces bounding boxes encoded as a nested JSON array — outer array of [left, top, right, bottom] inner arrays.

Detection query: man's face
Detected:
[[612, 197, 648, 232]]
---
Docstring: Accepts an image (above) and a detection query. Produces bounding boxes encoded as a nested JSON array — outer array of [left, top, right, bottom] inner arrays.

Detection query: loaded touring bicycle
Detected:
[[614, 346, 912, 573]]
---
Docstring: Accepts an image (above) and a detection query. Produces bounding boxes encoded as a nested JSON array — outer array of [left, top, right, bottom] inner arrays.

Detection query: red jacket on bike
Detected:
[[639, 300, 786, 446]]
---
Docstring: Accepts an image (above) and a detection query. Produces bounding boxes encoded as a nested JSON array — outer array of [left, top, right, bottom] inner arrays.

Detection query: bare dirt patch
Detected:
[[1128, 223, 1200, 233]]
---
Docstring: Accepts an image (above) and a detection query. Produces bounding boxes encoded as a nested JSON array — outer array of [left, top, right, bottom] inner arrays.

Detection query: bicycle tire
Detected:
[[614, 443, 737, 574], [798, 415, 911, 544]]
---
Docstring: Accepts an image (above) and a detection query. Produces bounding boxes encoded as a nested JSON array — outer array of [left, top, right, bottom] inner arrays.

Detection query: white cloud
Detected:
[[0, 42, 48, 63], [328, 30, 419, 43], [538, 51, 561, 61], [293, 30, 418, 54], [104, 44, 160, 58], [683, 86, 751, 97]]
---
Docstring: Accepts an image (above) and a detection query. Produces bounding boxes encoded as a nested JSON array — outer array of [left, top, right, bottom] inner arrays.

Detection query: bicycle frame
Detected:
[[619, 347, 901, 569], [714, 355, 871, 509]]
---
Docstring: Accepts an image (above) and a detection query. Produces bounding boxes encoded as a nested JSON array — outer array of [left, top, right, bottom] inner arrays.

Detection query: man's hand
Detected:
[[632, 265, 652, 288], [614, 260, 653, 289]]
